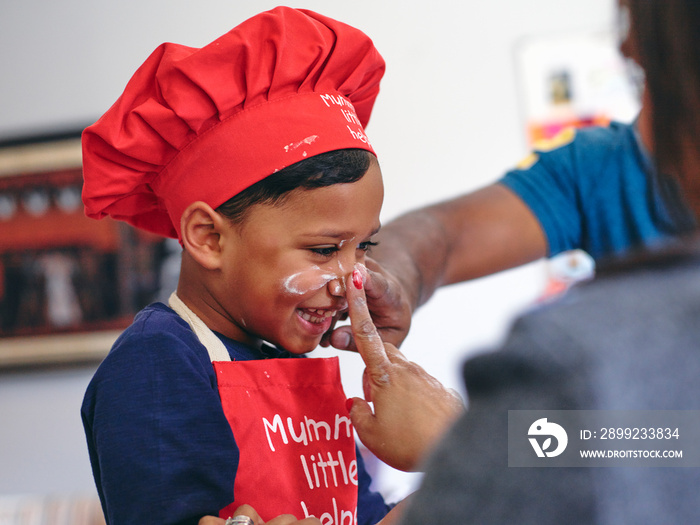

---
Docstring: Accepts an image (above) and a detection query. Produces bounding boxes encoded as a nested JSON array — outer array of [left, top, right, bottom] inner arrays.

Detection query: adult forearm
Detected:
[[372, 184, 547, 312]]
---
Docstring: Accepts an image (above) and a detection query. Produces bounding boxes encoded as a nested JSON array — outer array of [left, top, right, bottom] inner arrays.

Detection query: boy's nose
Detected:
[[327, 277, 345, 297]]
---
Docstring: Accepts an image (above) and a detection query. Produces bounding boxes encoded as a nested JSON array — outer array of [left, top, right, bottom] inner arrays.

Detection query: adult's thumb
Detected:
[[347, 397, 375, 440], [330, 326, 357, 352]]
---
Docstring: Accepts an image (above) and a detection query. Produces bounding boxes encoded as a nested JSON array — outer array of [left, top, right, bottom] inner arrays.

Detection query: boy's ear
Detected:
[[180, 201, 228, 270]]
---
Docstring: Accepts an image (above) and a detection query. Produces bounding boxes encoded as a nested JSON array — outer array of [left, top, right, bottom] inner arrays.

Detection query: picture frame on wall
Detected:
[[0, 133, 179, 368], [514, 29, 641, 146]]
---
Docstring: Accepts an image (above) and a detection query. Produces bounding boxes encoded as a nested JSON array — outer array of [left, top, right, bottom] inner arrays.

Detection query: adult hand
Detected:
[[321, 258, 412, 350], [198, 504, 321, 525], [345, 264, 465, 472]]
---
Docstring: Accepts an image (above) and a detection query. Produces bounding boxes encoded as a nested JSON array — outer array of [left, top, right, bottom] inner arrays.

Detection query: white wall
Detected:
[[0, 0, 618, 504]]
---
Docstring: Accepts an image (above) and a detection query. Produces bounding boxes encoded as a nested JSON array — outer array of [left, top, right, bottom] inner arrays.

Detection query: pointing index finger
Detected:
[[347, 263, 391, 371]]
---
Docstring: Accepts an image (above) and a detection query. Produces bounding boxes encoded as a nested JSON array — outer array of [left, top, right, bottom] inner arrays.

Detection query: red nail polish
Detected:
[[346, 398, 354, 412], [352, 269, 363, 290]]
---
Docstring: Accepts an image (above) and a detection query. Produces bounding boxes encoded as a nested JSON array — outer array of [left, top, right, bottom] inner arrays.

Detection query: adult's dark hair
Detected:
[[629, 0, 700, 205], [217, 148, 372, 223]]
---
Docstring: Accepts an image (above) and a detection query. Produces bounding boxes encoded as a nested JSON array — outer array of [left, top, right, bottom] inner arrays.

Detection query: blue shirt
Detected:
[[500, 121, 693, 260], [81, 303, 389, 525]]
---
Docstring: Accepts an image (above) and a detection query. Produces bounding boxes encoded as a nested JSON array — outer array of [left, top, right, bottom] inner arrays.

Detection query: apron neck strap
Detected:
[[168, 292, 231, 363]]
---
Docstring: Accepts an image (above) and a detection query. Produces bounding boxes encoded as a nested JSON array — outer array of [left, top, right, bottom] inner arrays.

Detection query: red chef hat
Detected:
[[81, 6, 385, 239]]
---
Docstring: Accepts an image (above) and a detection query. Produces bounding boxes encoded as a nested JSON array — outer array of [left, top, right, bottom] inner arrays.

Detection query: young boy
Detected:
[[80, 8, 390, 525]]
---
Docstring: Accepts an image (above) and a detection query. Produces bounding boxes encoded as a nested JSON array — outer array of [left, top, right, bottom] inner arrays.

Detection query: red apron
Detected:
[[167, 293, 358, 524], [216, 358, 358, 523]]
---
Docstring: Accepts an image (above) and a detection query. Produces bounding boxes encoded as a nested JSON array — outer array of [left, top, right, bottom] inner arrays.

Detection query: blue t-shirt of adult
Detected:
[[499, 121, 694, 260]]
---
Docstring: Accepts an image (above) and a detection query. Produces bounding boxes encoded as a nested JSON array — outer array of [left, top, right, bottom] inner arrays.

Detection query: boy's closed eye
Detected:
[[359, 240, 379, 252], [310, 246, 339, 257]]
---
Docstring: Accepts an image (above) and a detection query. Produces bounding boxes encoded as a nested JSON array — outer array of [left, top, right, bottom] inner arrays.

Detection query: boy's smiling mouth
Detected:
[[297, 307, 338, 324]]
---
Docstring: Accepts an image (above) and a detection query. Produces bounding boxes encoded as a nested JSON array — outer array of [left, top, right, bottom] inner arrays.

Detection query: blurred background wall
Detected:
[[0, 0, 632, 514]]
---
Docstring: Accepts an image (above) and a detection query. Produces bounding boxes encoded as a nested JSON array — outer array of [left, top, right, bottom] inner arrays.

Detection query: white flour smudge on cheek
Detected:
[[282, 267, 339, 296]]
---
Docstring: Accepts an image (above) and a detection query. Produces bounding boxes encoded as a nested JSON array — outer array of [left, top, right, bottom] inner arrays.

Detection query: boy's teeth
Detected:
[[300, 309, 335, 323]]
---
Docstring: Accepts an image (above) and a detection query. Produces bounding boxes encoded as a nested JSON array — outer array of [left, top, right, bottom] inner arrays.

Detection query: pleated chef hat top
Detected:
[[81, 6, 385, 239]]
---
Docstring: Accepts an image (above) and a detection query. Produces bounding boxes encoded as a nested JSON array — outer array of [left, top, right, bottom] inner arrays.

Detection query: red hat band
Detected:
[[151, 91, 374, 238]]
